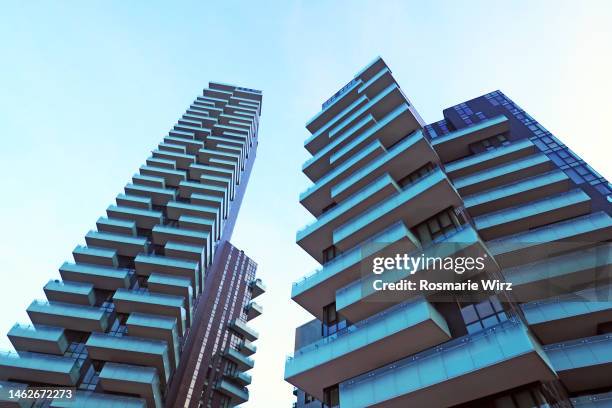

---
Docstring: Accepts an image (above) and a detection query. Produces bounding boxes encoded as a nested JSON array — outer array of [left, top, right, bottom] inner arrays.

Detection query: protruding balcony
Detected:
[[85, 230, 148, 257], [147, 273, 193, 305], [165, 200, 220, 224], [488, 211, 612, 268], [27, 300, 111, 332], [444, 138, 538, 179], [502, 244, 612, 303], [244, 302, 262, 321], [0, 350, 80, 386], [297, 174, 402, 262], [285, 298, 451, 400], [135, 254, 199, 296], [44, 279, 95, 305], [473, 189, 591, 240], [453, 153, 554, 196], [152, 149, 196, 170], [229, 319, 258, 342], [249, 279, 265, 299], [106, 205, 162, 230], [59, 262, 131, 290], [431, 115, 510, 163], [98, 362, 162, 408], [72, 245, 118, 267], [0, 380, 30, 408], [227, 371, 252, 386], [332, 168, 462, 257], [127, 312, 180, 369], [152, 225, 212, 248], [238, 340, 256, 356], [545, 334, 612, 393], [336, 225, 497, 322], [124, 183, 176, 206], [112, 289, 186, 334], [50, 391, 146, 408], [139, 165, 186, 188], [133, 173, 166, 188], [339, 320, 556, 408], [96, 217, 137, 236], [164, 241, 205, 264], [292, 222, 419, 319], [523, 285, 612, 344], [163, 135, 203, 155], [8, 323, 68, 355], [116, 193, 152, 210], [86, 332, 170, 387], [216, 379, 249, 405], [464, 170, 571, 217], [224, 347, 255, 371], [571, 391, 612, 407]]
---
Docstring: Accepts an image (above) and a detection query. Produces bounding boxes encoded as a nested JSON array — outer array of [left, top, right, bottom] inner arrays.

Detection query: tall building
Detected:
[[286, 57, 612, 407], [0, 82, 265, 408]]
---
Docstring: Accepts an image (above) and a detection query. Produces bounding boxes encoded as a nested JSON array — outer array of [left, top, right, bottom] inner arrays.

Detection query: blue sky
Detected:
[[0, 1, 611, 406]]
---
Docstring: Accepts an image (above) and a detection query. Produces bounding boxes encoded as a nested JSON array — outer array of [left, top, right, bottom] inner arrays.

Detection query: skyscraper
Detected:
[[286, 57, 612, 407], [0, 82, 265, 408]]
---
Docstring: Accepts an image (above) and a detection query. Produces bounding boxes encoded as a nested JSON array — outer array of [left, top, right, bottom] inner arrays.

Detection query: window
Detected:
[[460, 296, 507, 334], [413, 208, 464, 245], [322, 245, 337, 264], [322, 303, 347, 337], [323, 385, 340, 408], [397, 162, 436, 187]]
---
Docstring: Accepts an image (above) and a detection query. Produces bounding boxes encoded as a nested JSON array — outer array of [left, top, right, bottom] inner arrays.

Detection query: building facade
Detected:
[[286, 57, 612, 407], [0, 82, 265, 408]]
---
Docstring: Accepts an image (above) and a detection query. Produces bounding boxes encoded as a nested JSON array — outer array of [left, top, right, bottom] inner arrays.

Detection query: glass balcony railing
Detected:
[[0, 350, 80, 386], [216, 379, 249, 403], [339, 319, 555, 408], [49, 391, 147, 408], [27, 300, 111, 332], [98, 362, 162, 408], [545, 333, 612, 372], [444, 138, 535, 175], [225, 347, 255, 370], [59, 262, 132, 291]]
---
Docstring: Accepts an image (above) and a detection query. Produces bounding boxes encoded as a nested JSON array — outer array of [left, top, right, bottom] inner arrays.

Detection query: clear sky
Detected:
[[0, 1, 611, 407]]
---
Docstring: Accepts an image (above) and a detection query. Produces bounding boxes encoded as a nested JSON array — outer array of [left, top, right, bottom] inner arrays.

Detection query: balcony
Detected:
[[304, 96, 419, 183], [431, 115, 510, 163], [135, 254, 199, 296], [124, 183, 176, 206], [50, 391, 146, 408], [85, 230, 148, 257], [116, 193, 151, 210], [339, 320, 556, 408], [139, 165, 186, 188], [27, 300, 111, 332], [545, 334, 612, 393], [165, 201, 219, 227], [571, 391, 612, 407], [292, 222, 419, 319], [238, 340, 256, 356], [453, 153, 554, 196], [523, 285, 612, 344], [332, 168, 462, 256], [216, 379, 249, 404], [0, 380, 30, 408], [86, 332, 170, 387], [59, 262, 131, 290], [163, 136, 203, 155], [72, 245, 118, 267], [229, 319, 258, 342], [152, 149, 195, 170], [464, 170, 571, 217], [0, 350, 80, 386], [473, 189, 591, 240], [249, 279, 265, 299], [98, 362, 162, 408], [245, 302, 262, 321], [158, 141, 186, 155], [488, 211, 612, 268], [126, 312, 180, 369], [152, 225, 212, 247], [297, 175, 401, 262], [188, 163, 234, 186], [301, 129, 438, 217], [224, 347, 255, 371], [445, 138, 538, 179], [113, 289, 186, 334], [336, 225, 497, 322], [504, 244, 612, 304], [96, 217, 136, 236], [44, 279, 95, 305], [227, 370, 252, 386], [164, 241, 205, 264], [147, 273, 193, 305], [8, 323, 68, 355], [285, 298, 451, 400], [106, 205, 162, 230]]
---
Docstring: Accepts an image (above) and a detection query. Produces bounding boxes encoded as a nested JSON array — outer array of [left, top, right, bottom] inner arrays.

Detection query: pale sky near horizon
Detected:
[[0, 1, 611, 407]]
